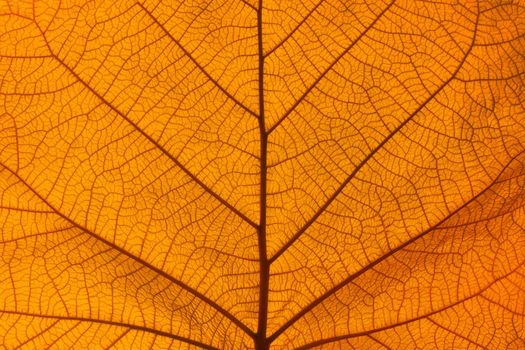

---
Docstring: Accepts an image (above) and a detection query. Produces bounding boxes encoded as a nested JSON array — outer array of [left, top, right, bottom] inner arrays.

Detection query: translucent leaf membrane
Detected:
[[0, 0, 524, 348]]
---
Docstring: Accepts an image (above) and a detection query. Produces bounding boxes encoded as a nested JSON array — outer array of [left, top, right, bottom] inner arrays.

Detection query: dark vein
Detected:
[[240, 0, 257, 12], [13, 319, 60, 349], [256, 1, 270, 349], [367, 335, 393, 350], [269, 6, 480, 263], [292, 261, 524, 349], [46, 321, 82, 348], [137, 2, 259, 119], [426, 318, 486, 349], [104, 329, 131, 350], [32, 25, 258, 230], [0, 310, 219, 350], [0, 164, 255, 339], [266, 0, 396, 134]]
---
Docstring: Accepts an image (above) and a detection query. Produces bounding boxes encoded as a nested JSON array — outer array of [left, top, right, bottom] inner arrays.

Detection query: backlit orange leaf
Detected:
[[1, 0, 524, 349]]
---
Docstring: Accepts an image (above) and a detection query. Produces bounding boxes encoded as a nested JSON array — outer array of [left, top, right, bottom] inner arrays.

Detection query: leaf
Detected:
[[0, 0, 524, 349]]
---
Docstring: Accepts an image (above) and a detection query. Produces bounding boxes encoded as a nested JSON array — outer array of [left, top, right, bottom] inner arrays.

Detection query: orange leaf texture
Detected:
[[1, 0, 525, 349]]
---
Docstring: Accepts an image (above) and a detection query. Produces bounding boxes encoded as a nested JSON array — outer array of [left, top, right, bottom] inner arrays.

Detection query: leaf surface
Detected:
[[0, 0, 524, 349]]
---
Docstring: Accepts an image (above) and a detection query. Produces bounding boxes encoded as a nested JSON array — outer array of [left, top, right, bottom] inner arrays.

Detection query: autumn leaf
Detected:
[[1, 0, 525, 349]]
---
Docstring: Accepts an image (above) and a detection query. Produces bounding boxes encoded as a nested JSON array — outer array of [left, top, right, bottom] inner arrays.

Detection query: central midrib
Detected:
[[255, 0, 270, 349]]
